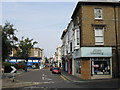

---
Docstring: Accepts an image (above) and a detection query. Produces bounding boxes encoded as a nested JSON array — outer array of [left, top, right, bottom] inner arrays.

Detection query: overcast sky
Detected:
[[2, 2, 77, 57], [2, 0, 119, 57]]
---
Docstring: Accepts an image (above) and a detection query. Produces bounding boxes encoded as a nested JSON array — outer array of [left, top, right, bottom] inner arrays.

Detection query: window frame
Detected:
[[76, 30, 80, 45], [94, 8, 103, 20], [34, 48, 38, 57], [94, 26, 104, 45]]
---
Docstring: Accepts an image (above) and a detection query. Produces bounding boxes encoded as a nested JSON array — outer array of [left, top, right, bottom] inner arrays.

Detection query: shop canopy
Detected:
[[10, 57, 42, 60]]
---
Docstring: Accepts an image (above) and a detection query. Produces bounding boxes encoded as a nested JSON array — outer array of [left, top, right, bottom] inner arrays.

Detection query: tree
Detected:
[[16, 37, 38, 69], [45, 57, 49, 63], [2, 22, 18, 61]]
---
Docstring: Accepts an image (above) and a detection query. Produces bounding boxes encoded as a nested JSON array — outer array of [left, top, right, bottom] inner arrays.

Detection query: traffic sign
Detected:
[[4, 66, 16, 73], [10, 66, 16, 73]]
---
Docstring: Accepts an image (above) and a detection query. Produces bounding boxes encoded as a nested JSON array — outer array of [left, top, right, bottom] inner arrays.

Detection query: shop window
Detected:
[[76, 61, 81, 74], [93, 59, 111, 75]]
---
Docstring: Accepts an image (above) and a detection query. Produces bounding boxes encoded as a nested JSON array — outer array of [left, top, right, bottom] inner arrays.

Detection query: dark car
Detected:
[[52, 67, 61, 74]]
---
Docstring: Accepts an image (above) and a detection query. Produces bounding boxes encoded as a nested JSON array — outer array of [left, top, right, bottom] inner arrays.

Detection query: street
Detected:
[[2, 68, 119, 89]]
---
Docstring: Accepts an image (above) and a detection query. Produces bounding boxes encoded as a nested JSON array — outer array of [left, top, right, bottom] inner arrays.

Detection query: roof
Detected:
[[71, 1, 120, 19], [61, 29, 68, 39]]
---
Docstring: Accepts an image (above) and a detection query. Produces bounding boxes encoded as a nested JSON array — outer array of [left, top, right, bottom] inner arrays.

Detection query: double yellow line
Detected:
[[60, 75, 67, 81], [60, 75, 71, 81]]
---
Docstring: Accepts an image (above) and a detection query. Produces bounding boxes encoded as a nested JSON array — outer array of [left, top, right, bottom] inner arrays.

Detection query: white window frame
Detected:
[[75, 28, 80, 46], [94, 8, 103, 19], [94, 26, 104, 45]]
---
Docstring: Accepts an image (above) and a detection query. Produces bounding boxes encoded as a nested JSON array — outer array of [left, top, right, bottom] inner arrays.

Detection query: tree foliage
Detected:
[[2, 22, 18, 61], [45, 57, 49, 63], [16, 37, 38, 62]]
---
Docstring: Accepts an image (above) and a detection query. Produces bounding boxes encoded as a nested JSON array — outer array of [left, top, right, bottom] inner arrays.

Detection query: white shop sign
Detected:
[[81, 47, 112, 57]]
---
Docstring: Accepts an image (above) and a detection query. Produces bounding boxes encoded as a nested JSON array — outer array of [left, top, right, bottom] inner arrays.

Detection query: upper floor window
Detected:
[[94, 8, 102, 19], [34, 48, 38, 56], [70, 42, 72, 52], [94, 26, 104, 45], [76, 30, 80, 45]]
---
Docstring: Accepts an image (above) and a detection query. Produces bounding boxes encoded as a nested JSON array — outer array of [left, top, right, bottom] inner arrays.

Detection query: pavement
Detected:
[[61, 70, 120, 82], [61, 71, 82, 82], [2, 69, 41, 88]]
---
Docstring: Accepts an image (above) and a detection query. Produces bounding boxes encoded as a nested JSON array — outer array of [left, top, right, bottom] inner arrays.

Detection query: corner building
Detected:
[[71, 1, 120, 79]]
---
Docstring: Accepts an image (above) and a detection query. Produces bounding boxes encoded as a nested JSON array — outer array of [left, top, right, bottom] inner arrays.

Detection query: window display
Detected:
[[76, 61, 81, 74], [93, 58, 111, 75]]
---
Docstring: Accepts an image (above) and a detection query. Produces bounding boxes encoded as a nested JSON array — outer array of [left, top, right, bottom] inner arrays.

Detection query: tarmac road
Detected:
[[2, 68, 119, 89]]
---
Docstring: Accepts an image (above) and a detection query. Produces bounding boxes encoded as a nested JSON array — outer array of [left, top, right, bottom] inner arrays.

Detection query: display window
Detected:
[[92, 58, 111, 75], [76, 61, 81, 74]]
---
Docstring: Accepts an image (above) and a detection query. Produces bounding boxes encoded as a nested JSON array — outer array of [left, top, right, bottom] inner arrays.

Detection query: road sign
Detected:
[[10, 66, 16, 73], [4, 66, 16, 73]]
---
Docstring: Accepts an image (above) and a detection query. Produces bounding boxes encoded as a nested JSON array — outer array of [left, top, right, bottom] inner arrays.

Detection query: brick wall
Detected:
[[81, 60, 91, 79], [30, 48, 41, 57], [81, 5, 117, 46]]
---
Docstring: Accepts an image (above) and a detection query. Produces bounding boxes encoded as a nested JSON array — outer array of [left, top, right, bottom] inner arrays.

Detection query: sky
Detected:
[[2, 1, 77, 57]]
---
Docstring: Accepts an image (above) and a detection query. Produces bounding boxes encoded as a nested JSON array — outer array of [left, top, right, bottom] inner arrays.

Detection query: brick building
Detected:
[[9, 47, 44, 69], [61, 1, 120, 79]]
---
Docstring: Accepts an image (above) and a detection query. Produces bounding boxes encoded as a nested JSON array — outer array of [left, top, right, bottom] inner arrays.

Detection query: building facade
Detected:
[[61, 1, 120, 79], [61, 29, 69, 72], [9, 47, 44, 69], [56, 45, 62, 67]]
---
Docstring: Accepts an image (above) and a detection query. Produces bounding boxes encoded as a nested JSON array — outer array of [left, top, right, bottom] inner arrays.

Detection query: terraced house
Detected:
[[61, 1, 120, 80]]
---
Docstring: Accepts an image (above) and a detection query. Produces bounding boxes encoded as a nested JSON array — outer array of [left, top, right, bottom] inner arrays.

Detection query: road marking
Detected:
[[43, 74, 46, 77], [60, 75, 67, 81], [47, 79, 52, 80], [43, 81, 54, 83], [42, 74, 47, 80], [42, 77, 45, 80]]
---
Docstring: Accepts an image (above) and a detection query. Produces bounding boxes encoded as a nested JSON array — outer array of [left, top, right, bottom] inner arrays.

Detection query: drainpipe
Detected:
[[114, 5, 119, 78]]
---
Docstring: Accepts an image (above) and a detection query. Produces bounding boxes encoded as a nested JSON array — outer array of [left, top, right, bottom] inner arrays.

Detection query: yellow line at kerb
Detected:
[[60, 75, 67, 81]]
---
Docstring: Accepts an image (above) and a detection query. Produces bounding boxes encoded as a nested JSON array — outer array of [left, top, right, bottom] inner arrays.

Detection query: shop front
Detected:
[[68, 58, 72, 74], [81, 47, 112, 79], [65, 60, 68, 72], [73, 49, 81, 77]]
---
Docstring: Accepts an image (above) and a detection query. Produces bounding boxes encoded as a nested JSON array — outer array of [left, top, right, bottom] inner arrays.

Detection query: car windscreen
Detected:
[[53, 68, 59, 70]]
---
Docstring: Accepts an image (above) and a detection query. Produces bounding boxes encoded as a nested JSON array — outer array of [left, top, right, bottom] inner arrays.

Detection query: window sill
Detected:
[[95, 45, 104, 46], [94, 19, 103, 21]]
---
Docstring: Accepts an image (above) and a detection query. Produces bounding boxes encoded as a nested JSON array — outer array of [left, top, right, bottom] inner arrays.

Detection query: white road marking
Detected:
[[47, 79, 52, 80], [42, 74, 46, 77], [42, 77, 45, 80]]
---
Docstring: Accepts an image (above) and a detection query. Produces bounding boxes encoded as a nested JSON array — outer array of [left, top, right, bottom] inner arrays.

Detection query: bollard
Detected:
[[12, 73, 15, 82]]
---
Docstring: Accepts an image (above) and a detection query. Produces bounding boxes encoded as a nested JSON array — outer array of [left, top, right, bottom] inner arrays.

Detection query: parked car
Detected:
[[52, 67, 61, 74]]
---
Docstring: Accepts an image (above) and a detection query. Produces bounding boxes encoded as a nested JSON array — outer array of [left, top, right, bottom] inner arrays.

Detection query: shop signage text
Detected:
[[90, 49, 103, 55], [81, 47, 112, 57]]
